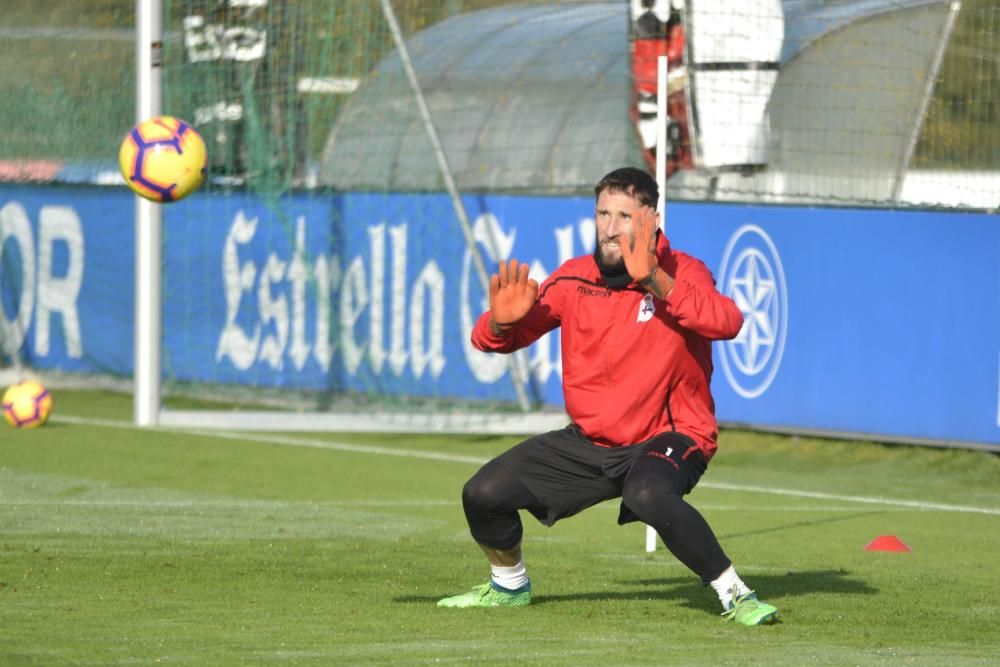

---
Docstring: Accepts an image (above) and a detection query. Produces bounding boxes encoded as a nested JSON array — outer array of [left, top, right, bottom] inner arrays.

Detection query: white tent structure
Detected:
[[319, 2, 644, 195], [672, 0, 961, 204], [319, 0, 960, 206]]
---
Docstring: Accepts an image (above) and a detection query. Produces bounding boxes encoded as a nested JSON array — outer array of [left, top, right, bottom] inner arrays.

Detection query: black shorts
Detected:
[[490, 424, 707, 527]]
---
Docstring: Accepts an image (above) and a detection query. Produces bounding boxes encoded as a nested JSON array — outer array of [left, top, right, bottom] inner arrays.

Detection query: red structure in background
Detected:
[[630, 2, 692, 177]]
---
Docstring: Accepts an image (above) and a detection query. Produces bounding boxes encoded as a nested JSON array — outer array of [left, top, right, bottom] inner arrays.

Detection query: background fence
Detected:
[[1, 0, 998, 448], [1, 0, 997, 204]]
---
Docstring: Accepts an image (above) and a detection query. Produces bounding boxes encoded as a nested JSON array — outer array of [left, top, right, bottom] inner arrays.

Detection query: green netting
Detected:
[[916, 0, 1000, 170], [0, 2, 135, 163], [158, 0, 561, 197], [0, 0, 997, 199]]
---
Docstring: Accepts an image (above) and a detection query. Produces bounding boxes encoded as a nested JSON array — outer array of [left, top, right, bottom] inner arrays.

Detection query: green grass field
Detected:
[[2, 389, 999, 665]]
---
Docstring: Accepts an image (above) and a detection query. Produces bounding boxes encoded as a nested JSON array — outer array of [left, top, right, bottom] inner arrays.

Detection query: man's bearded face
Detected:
[[594, 190, 639, 272]]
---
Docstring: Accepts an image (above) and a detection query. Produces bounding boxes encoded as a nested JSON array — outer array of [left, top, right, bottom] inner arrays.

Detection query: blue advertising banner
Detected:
[[157, 191, 596, 403], [0, 187, 134, 374], [666, 203, 1000, 447], [1, 184, 997, 448]]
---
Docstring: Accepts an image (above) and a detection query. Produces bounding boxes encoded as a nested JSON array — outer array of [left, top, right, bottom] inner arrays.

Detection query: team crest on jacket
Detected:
[[637, 293, 655, 322]]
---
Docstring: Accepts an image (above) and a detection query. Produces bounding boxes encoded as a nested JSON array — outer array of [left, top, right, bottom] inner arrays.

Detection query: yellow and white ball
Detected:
[[2, 380, 53, 429], [119, 115, 207, 203]]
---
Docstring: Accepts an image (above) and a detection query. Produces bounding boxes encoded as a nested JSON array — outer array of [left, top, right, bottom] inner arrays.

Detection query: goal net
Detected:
[[148, 0, 634, 432]]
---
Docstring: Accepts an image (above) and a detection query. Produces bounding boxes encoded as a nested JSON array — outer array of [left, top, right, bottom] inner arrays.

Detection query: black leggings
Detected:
[[620, 450, 732, 583], [461, 460, 541, 551], [461, 431, 732, 583]]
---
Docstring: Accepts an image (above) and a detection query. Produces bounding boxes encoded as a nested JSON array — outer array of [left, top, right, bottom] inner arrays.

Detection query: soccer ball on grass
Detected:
[[119, 115, 207, 203], [2, 380, 53, 429]]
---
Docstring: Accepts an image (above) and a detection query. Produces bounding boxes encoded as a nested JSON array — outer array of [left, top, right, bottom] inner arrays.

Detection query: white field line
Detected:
[[0, 499, 920, 513], [702, 481, 1000, 516], [55, 414, 488, 464], [52, 414, 1000, 516]]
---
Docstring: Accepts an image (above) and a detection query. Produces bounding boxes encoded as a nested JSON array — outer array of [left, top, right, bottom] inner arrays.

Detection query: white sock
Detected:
[[491, 560, 529, 592], [710, 565, 751, 610]]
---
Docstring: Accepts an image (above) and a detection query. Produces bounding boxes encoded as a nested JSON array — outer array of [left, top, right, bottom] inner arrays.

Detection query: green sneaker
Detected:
[[722, 591, 779, 626], [436, 582, 532, 608]]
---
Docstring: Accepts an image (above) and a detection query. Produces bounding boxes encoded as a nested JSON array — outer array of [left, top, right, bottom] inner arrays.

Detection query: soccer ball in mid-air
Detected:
[[2, 380, 53, 429], [119, 115, 207, 203]]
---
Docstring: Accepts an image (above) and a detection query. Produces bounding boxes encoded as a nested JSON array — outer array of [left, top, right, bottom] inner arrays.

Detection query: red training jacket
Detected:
[[471, 234, 743, 461]]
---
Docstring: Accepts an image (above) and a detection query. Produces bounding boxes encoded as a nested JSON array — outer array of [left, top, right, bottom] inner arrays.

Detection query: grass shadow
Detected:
[[621, 568, 878, 612], [399, 569, 876, 611], [717, 510, 885, 541]]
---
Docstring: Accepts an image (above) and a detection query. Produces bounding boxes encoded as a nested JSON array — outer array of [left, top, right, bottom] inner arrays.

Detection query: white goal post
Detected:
[[647, 54, 670, 553], [134, 0, 163, 427], [132, 0, 561, 434]]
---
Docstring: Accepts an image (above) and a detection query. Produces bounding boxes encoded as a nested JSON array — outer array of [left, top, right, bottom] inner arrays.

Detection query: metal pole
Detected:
[[655, 55, 668, 220], [134, 0, 163, 426], [647, 55, 671, 554], [892, 1, 961, 202]]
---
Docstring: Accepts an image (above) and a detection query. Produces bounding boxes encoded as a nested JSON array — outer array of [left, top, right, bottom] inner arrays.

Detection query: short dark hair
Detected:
[[594, 167, 659, 209]]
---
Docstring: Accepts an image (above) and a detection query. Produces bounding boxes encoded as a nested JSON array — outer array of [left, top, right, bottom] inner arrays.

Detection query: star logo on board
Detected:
[[729, 249, 777, 375], [716, 225, 787, 399]]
